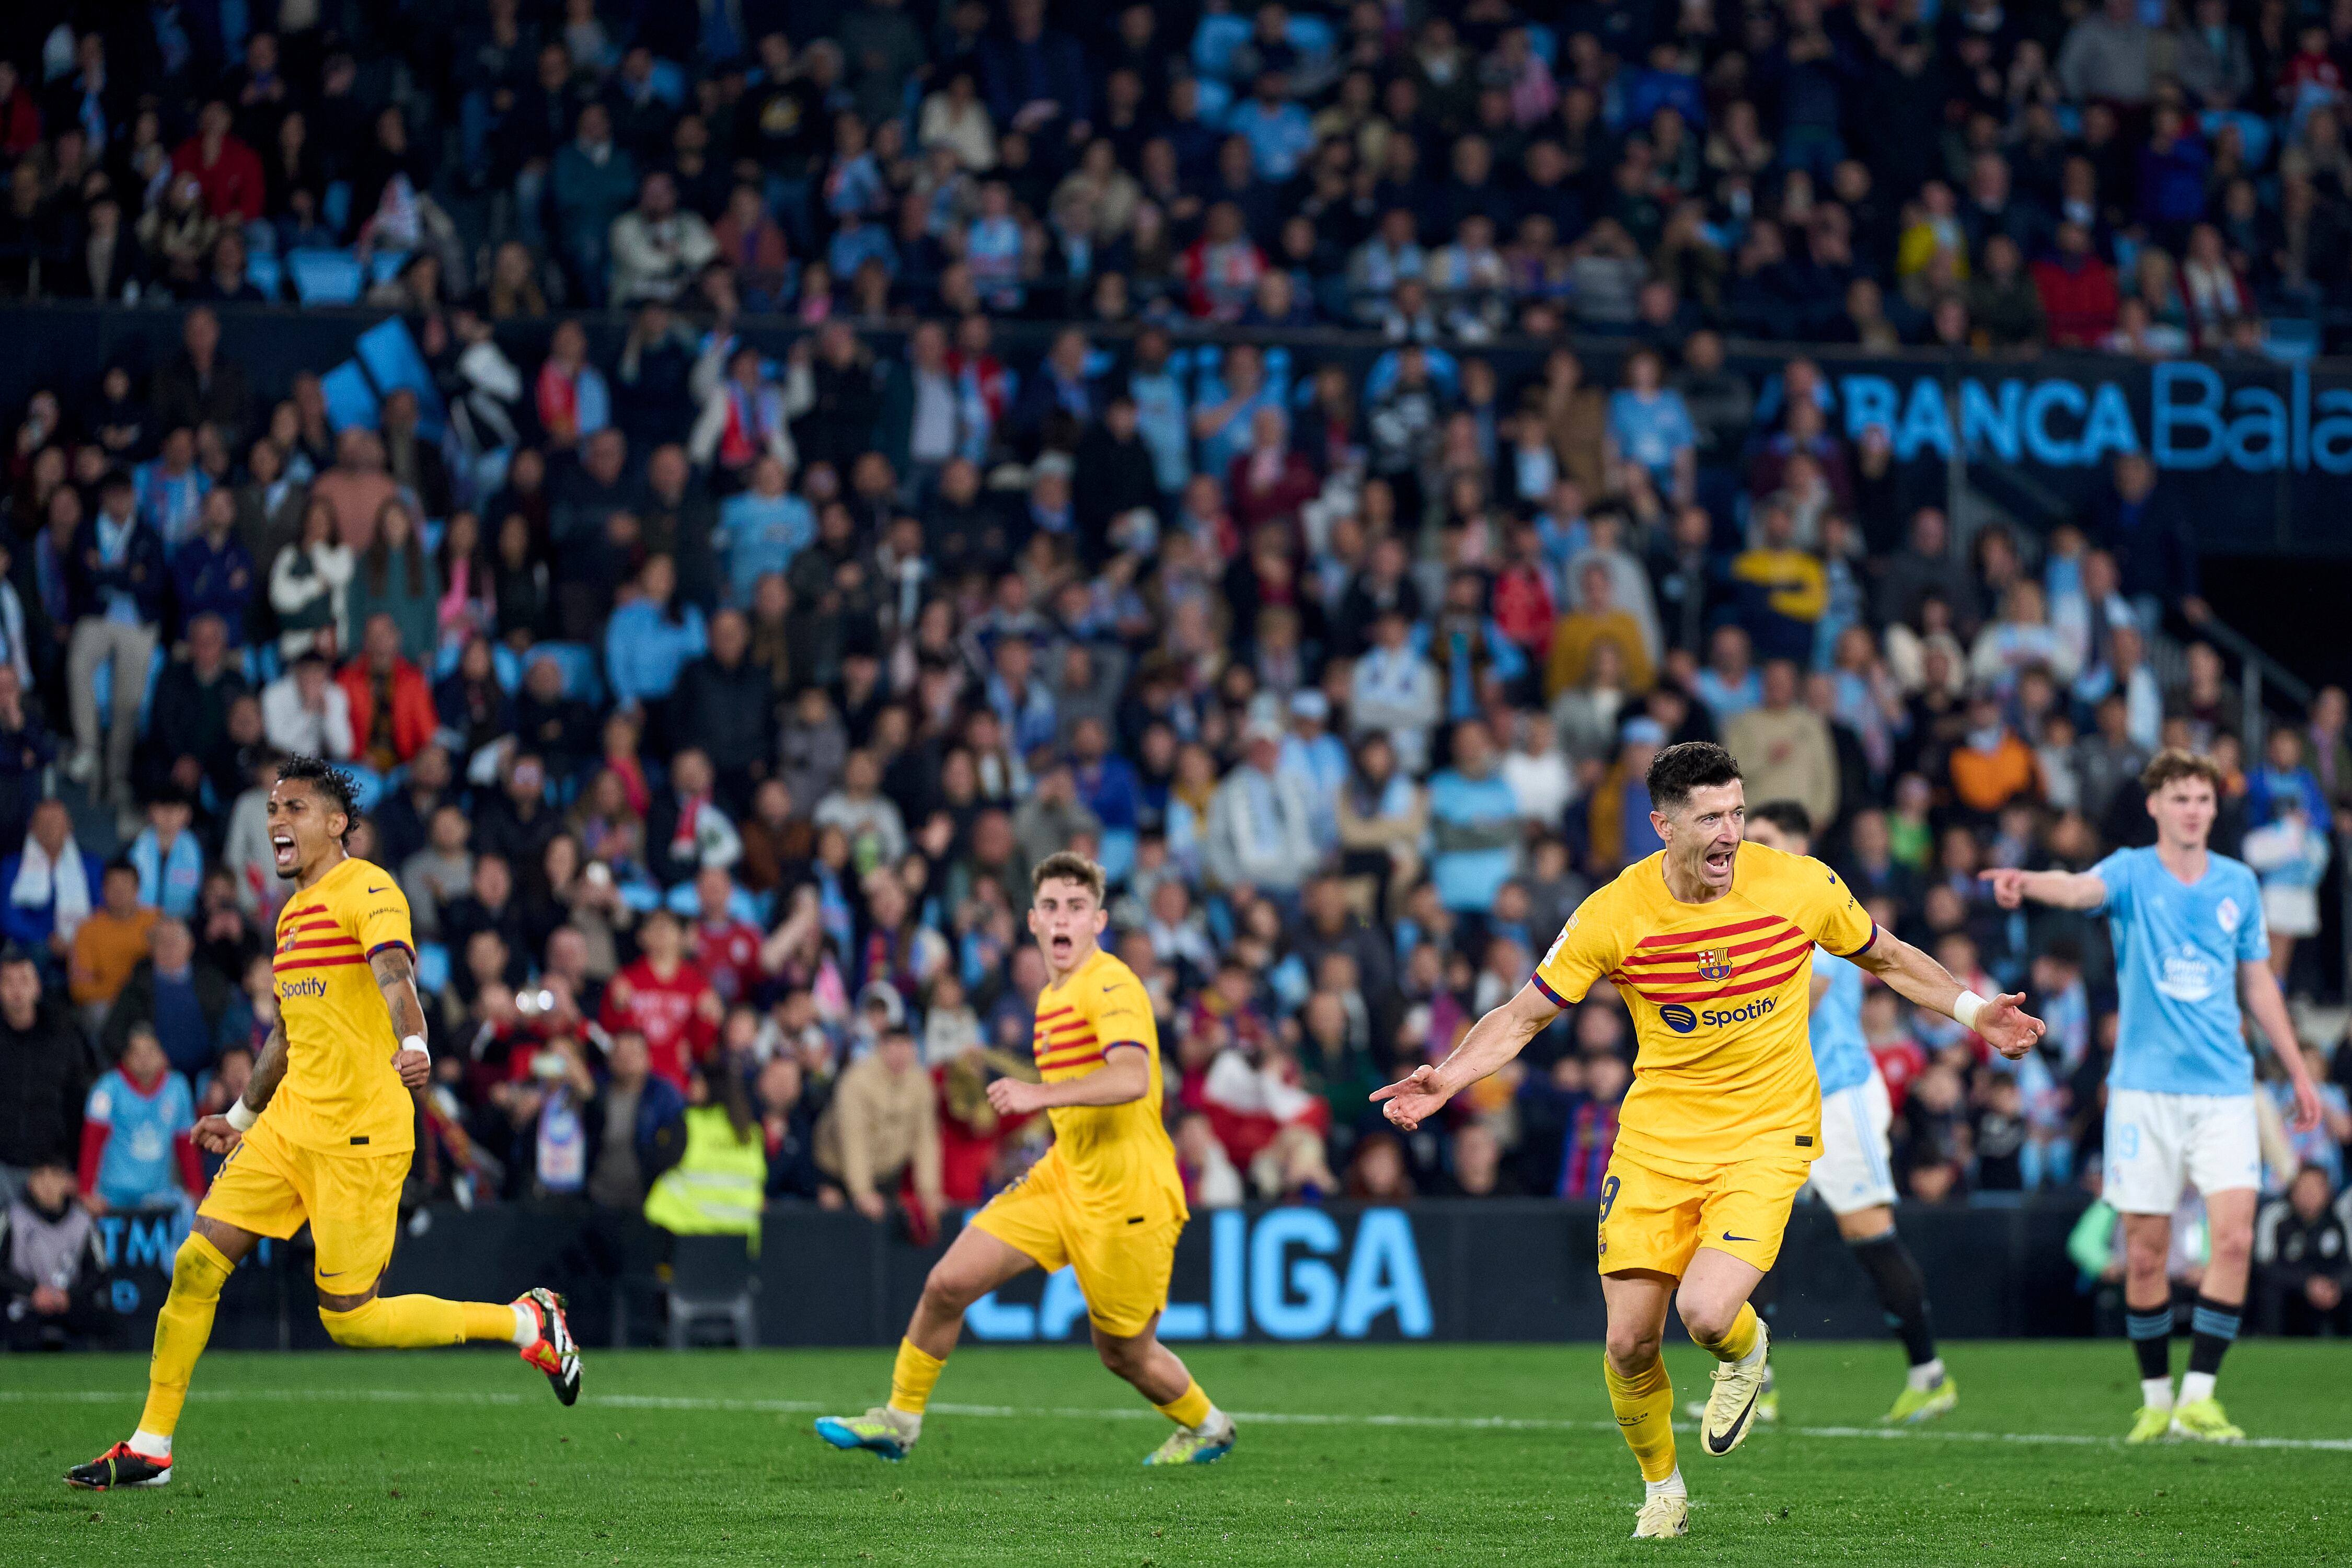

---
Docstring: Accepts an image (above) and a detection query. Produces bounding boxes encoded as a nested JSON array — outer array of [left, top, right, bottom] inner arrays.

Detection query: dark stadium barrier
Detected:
[[3, 304, 2349, 560], [68, 1199, 2097, 1352]]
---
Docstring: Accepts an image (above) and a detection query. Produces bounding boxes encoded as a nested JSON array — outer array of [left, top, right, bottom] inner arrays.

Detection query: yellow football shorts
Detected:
[[1595, 1146, 1813, 1278], [970, 1155, 1182, 1339], [199, 1116, 409, 1292]]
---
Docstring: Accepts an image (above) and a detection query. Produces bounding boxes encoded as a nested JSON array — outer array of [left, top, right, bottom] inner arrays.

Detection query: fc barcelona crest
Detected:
[[1696, 947, 1733, 982]]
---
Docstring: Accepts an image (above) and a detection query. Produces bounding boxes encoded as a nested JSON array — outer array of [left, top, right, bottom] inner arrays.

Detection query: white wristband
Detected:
[[400, 1034, 430, 1063], [225, 1099, 258, 1132], [1953, 990, 1987, 1032]]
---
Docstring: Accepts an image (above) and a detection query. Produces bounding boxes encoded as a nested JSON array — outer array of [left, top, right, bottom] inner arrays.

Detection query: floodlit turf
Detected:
[[2, 1341, 2347, 1565]]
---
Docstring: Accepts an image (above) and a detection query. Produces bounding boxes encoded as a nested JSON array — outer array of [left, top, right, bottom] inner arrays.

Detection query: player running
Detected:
[[814, 851, 1234, 1467], [67, 756, 580, 1491], [1374, 744, 2041, 1541], [1982, 748, 2324, 1444], [1743, 801, 1953, 1425]]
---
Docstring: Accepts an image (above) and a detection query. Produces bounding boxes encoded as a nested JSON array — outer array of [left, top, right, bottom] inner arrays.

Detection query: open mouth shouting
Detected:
[[272, 830, 299, 874]]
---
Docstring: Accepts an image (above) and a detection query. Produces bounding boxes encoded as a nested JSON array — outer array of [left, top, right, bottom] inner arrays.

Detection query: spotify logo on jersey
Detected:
[[1659, 1004, 1698, 1034]]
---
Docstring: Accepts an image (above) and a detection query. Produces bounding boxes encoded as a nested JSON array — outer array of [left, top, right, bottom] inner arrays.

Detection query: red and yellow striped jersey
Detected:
[[266, 856, 417, 1155], [1028, 946, 1187, 1225], [1532, 840, 1876, 1165]]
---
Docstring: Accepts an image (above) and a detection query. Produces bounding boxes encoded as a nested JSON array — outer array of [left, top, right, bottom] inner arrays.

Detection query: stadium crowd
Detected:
[[5, 0, 2352, 1346]]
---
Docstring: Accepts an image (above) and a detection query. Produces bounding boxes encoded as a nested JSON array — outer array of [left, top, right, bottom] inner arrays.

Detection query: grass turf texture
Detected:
[[3, 1342, 2347, 1565]]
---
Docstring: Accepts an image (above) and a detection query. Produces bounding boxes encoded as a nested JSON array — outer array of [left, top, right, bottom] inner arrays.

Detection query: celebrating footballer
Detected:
[[1373, 741, 2045, 1541]]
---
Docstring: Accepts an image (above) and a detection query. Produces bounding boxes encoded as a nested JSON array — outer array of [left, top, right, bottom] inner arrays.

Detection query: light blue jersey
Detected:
[[1808, 947, 1874, 1096], [84, 1068, 194, 1207], [2093, 846, 2269, 1096]]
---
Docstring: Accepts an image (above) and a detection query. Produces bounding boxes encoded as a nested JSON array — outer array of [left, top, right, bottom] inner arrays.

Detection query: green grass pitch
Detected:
[[2, 1341, 2347, 1565]]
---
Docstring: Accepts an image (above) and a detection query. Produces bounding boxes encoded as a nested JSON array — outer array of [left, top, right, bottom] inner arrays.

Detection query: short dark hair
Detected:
[[276, 753, 359, 845], [2140, 747, 2226, 798], [1749, 799, 1813, 840], [1645, 741, 1743, 813], [1031, 850, 1107, 904]]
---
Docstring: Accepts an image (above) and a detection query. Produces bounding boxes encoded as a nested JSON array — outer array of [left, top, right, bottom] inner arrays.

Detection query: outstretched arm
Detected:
[[1372, 982, 1564, 1131], [1852, 929, 2045, 1059], [373, 946, 432, 1090], [2242, 959, 2323, 1134], [1980, 867, 2107, 911]]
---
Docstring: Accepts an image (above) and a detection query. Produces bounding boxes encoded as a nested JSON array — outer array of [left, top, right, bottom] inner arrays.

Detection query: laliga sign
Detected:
[[1836, 362, 2352, 474], [965, 1207, 1433, 1343]]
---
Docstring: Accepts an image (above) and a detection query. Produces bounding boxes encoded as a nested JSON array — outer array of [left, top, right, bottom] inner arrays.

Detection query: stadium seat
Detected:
[[414, 942, 450, 996], [528, 641, 606, 707], [321, 181, 351, 234], [319, 360, 381, 432], [286, 249, 364, 306], [355, 317, 449, 440], [664, 1234, 760, 1349], [246, 251, 283, 300], [367, 249, 412, 286], [1191, 15, 1251, 81]]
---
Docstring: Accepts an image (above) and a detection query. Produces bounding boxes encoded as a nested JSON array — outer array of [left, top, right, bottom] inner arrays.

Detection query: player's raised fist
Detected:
[[393, 1048, 431, 1089], [1977, 868, 2028, 909], [1370, 1063, 1447, 1131], [1974, 993, 2046, 1060], [192, 1113, 244, 1155]]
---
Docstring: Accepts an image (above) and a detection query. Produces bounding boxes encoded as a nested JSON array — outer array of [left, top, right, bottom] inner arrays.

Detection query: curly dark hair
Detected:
[[276, 753, 360, 846]]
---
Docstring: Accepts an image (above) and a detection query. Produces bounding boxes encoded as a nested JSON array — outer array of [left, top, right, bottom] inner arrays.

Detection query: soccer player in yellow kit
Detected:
[[67, 757, 581, 1491], [816, 851, 1235, 1466], [1375, 744, 2043, 1541]]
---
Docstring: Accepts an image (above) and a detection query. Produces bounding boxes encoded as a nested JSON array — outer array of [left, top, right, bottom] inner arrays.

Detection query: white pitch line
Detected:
[[4, 1387, 2350, 1452]]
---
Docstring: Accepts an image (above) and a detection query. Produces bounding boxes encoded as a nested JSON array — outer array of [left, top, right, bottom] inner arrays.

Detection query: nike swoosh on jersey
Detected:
[[367, 885, 389, 894], [1721, 1231, 1757, 1242]]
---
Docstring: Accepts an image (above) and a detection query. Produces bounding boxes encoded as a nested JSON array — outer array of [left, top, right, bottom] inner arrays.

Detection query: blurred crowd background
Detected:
[[4, 0, 2352, 1350]]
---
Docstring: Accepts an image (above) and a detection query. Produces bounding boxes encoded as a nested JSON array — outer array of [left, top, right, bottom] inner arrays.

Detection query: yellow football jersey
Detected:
[[1533, 840, 1876, 1166], [1028, 946, 1188, 1226], [266, 856, 417, 1155]]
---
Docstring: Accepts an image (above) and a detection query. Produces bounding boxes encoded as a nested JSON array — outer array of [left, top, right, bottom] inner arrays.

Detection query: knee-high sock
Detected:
[[1604, 1354, 1679, 1482], [138, 1233, 236, 1439], [318, 1295, 519, 1348], [2126, 1301, 2174, 1383], [2186, 1295, 2241, 1381], [1849, 1230, 1938, 1366], [1693, 1300, 1761, 1363], [889, 1338, 946, 1415], [1155, 1378, 1213, 1428]]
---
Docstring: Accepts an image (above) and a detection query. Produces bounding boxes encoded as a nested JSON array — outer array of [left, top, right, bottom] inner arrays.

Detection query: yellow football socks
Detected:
[[1695, 1301, 1761, 1364], [318, 1295, 521, 1348], [137, 1233, 236, 1438], [1155, 1379, 1213, 1429], [889, 1338, 946, 1415], [1604, 1354, 1679, 1482]]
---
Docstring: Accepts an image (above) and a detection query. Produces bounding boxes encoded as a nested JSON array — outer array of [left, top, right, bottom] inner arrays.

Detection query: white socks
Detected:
[[1645, 1467, 1687, 1501], [2141, 1376, 2175, 1411], [1736, 1332, 1768, 1370], [510, 1302, 539, 1348], [2178, 1371, 2216, 1406], [1195, 1403, 1229, 1435], [131, 1428, 172, 1460], [1907, 1357, 1946, 1392]]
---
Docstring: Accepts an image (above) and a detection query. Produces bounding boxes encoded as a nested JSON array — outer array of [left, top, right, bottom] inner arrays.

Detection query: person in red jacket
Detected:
[[170, 99, 266, 225], [2030, 222, 2120, 348], [336, 613, 437, 771], [598, 908, 722, 1089]]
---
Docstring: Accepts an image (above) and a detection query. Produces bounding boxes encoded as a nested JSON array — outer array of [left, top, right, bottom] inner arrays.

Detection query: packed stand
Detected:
[[0, 1, 2338, 351], [0, 1, 2350, 1345]]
